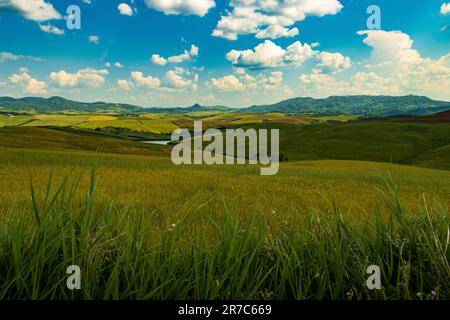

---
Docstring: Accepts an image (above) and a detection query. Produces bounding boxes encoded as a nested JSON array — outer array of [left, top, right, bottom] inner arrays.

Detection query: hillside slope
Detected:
[[244, 95, 450, 116], [0, 96, 142, 114], [242, 122, 450, 170], [0, 127, 170, 157]]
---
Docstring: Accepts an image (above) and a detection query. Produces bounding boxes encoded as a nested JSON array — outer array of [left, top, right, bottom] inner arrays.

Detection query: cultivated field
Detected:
[[0, 126, 449, 299]]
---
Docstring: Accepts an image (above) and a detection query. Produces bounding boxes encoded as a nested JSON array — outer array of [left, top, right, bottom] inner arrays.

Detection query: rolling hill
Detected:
[[1, 95, 449, 116], [244, 95, 450, 116], [239, 121, 450, 170], [0, 96, 142, 114], [0, 127, 170, 157]]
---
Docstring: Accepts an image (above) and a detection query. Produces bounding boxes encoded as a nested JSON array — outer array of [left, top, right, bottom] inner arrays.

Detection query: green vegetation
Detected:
[[0, 127, 170, 156], [246, 95, 450, 116], [0, 160, 448, 299], [238, 121, 450, 170], [0, 109, 449, 300], [1, 95, 448, 116]]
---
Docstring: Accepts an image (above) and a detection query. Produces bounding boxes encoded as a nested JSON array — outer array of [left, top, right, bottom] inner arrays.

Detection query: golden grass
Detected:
[[1, 145, 449, 235]]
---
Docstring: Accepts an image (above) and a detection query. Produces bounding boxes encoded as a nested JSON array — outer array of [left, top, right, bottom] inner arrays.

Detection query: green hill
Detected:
[[241, 121, 450, 170], [0, 127, 170, 157], [0, 96, 142, 114], [244, 95, 450, 116], [1, 95, 449, 116]]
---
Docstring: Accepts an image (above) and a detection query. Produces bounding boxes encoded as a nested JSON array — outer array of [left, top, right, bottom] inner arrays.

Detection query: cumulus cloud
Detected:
[[298, 30, 450, 99], [39, 23, 64, 35], [256, 25, 299, 39], [9, 68, 47, 94], [130, 71, 161, 89], [118, 68, 198, 92], [118, 3, 133, 16], [151, 45, 199, 65], [315, 52, 352, 73], [241, 71, 284, 90], [89, 35, 100, 44], [357, 30, 420, 64], [207, 75, 245, 92], [441, 3, 450, 15], [165, 70, 197, 90], [0, 0, 61, 22], [116, 79, 134, 91], [50, 68, 109, 88], [226, 40, 315, 69], [151, 54, 167, 66], [144, 0, 215, 17], [213, 0, 343, 40]]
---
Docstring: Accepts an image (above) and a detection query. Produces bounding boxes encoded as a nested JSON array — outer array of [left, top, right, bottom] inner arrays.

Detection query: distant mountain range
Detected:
[[0, 96, 141, 113], [1, 95, 449, 116], [243, 95, 450, 116]]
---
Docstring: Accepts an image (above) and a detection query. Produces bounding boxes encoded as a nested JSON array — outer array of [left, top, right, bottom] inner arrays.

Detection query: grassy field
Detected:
[[239, 122, 450, 170], [0, 125, 449, 299], [0, 112, 358, 135]]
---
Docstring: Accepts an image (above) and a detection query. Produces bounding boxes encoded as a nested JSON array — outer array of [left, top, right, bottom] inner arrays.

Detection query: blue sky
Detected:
[[0, 0, 449, 107]]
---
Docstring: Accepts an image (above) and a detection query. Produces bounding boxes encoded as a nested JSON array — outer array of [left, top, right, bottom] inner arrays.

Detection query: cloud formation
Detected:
[[298, 30, 450, 100], [213, 0, 343, 40], [0, 0, 61, 22], [118, 3, 133, 16], [207, 75, 245, 92], [151, 45, 199, 66], [441, 3, 450, 15], [50, 68, 109, 88], [39, 24, 64, 35], [144, 0, 215, 17], [226, 40, 315, 69], [9, 68, 47, 94]]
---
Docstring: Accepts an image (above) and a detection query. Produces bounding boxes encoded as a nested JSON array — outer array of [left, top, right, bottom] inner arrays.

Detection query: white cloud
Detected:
[[152, 45, 199, 65], [213, 0, 343, 40], [39, 24, 64, 35], [0, 52, 41, 63], [89, 35, 100, 44], [144, 0, 215, 17], [165, 70, 197, 90], [50, 68, 109, 88], [118, 3, 133, 16], [0, 0, 61, 22], [117, 79, 134, 91], [151, 54, 167, 66], [357, 30, 420, 64], [114, 62, 124, 68], [9, 68, 47, 94], [0, 52, 20, 62], [315, 52, 352, 73], [131, 71, 161, 89], [226, 40, 315, 69], [240, 71, 285, 91], [441, 3, 450, 15], [298, 30, 450, 100], [207, 75, 245, 92], [256, 25, 299, 39]]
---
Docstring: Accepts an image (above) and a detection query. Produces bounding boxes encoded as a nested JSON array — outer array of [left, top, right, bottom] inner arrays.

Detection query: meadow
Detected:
[[0, 125, 449, 299]]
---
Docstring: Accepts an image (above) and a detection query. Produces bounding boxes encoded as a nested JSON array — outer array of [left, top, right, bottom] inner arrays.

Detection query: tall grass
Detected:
[[0, 167, 448, 300]]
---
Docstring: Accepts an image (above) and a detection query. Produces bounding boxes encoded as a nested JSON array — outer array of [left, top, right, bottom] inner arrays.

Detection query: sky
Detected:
[[0, 0, 449, 108]]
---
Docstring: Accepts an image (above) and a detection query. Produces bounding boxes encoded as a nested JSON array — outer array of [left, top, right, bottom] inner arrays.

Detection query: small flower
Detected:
[[431, 290, 437, 297]]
